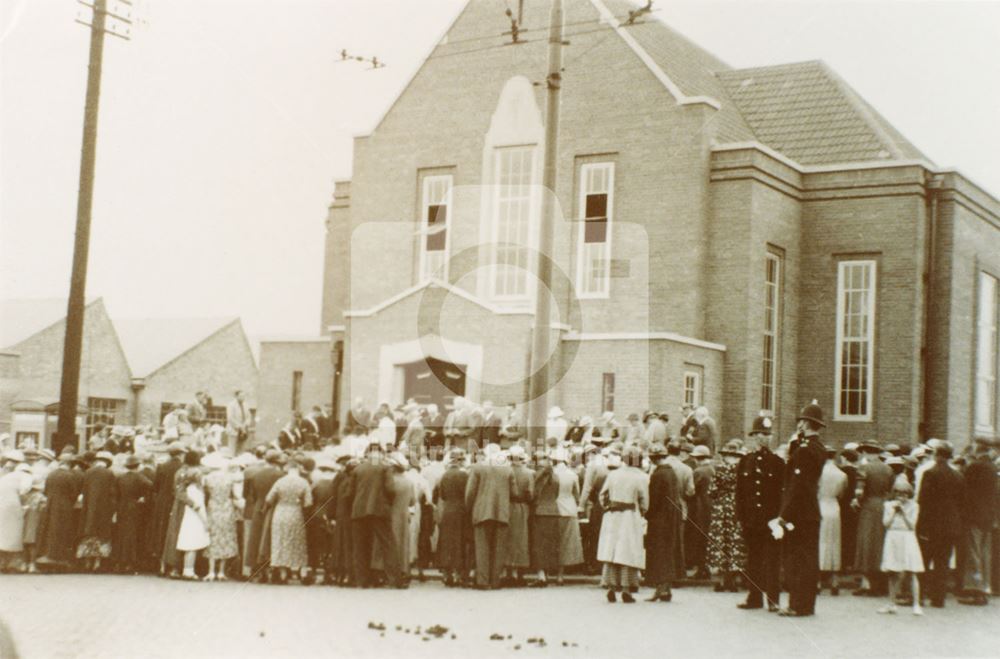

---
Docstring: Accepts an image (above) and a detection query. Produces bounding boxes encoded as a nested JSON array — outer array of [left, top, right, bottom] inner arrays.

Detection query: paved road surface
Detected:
[[0, 575, 995, 658]]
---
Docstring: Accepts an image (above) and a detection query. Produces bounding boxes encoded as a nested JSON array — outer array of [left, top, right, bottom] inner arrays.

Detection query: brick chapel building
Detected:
[[305, 0, 1000, 447]]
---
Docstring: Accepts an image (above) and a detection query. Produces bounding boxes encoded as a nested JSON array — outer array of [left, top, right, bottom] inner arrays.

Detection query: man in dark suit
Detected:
[[149, 443, 184, 574], [465, 443, 513, 589], [916, 442, 964, 607], [776, 401, 827, 617], [244, 449, 284, 582], [317, 404, 335, 443], [736, 413, 785, 611], [349, 445, 403, 588], [959, 440, 997, 606], [345, 398, 372, 436], [477, 402, 502, 448]]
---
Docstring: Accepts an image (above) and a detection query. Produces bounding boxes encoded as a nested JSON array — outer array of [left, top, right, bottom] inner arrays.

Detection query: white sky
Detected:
[[2, 0, 998, 340]]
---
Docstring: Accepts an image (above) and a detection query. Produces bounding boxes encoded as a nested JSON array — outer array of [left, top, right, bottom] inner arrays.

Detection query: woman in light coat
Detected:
[[597, 447, 649, 603], [818, 449, 848, 594], [552, 448, 583, 582], [0, 452, 32, 572]]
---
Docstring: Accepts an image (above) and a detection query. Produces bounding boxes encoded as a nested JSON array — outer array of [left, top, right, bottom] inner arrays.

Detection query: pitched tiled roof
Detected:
[[114, 317, 239, 378], [600, 0, 754, 143], [716, 60, 931, 166], [0, 298, 99, 349], [596, 1, 927, 166]]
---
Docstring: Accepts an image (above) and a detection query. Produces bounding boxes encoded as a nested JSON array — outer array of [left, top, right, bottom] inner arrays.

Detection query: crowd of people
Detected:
[[0, 395, 997, 619]]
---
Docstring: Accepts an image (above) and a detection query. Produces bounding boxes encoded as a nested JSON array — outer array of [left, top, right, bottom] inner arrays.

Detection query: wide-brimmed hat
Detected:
[[858, 440, 882, 454], [547, 406, 565, 419], [2, 449, 26, 464], [124, 455, 141, 469], [720, 439, 745, 457], [94, 451, 114, 466], [508, 445, 526, 460], [202, 452, 228, 470], [647, 443, 668, 459], [166, 442, 187, 455], [884, 443, 901, 455], [37, 448, 56, 462], [692, 445, 712, 459], [885, 456, 904, 467], [843, 442, 860, 452], [796, 400, 826, 427]]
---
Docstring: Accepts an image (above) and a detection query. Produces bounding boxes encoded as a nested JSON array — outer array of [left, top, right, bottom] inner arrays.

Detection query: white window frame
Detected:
[[974, 271, 998, 435], [761, 252, 781, 414], [491, 145, 537, 301], [834, 260, 877, 422], [418, 174, 453, 283], [576, 162, 615, 299], [683, 371, 701, 408]]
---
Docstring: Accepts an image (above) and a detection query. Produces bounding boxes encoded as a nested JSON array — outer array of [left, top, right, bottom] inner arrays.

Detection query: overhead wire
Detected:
[[425, 18, 652, 63], [430, 9, 660, 49]]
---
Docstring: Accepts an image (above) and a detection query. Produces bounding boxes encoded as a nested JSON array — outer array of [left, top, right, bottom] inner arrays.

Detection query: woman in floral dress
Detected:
[[265, 459, 313, 583], [204, 455, 242, 581], [707, 440, 748, 592]]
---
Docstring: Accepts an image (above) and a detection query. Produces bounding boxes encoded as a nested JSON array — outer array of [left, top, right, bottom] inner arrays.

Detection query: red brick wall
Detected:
[[929, 173, 1000, 447], [797, 167, 928, 445], [256, 340, 332, 445], [709, 148, 803, 442], [138, 321, 259, 428], [7, 300, 134, 422]]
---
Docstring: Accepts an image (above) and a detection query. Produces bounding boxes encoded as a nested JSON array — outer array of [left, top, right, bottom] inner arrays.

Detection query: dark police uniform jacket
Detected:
[[779, 435, 826, 525], [735, 447, 785, 532]]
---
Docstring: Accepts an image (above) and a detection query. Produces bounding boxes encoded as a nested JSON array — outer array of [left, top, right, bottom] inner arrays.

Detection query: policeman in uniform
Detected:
[[775, 400, 828, 617], [735, 411, 785, 611]]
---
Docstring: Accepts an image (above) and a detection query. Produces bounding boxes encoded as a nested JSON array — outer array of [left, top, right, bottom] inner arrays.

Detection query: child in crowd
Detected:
[[878, 481, 924, 616]]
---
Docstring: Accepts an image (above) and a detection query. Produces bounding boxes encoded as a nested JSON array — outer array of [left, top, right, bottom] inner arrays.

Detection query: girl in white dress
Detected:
[[176, 469, 210, 579], [878, 481, 924, 616]]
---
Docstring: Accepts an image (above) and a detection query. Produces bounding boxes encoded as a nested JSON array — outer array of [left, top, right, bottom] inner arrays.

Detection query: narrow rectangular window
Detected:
[[975, 272, 998, 435], [419, 174, 453, 282], [835, 260, 877, 421], [683, 371, 701, 408], [291, 371, 303, 413], [577, 162, 614, 298], [492, 146, 535, 299], [761, 252, 781, 413], [601, 372, 615, 413]]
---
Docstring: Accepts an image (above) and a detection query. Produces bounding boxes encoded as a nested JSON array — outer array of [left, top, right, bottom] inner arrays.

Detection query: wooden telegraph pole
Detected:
[[526, 0, 564, 445], [54, 0, 130, 454]]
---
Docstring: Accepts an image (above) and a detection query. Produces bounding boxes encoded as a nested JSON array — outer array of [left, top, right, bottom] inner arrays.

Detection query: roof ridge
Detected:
[[137, 318, 242, 379], [718, 59, 826, 76], [0, 297, 104, 350]]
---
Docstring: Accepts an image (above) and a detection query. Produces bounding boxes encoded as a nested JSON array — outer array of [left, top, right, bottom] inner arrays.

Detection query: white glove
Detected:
[[768, 517, 785, 540]]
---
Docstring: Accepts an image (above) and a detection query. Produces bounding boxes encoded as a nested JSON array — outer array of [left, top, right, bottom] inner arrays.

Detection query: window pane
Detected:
[[584, 218, 607, 244], [494, 148, 533, 297], [836, 261, 875, 418], [585, 193, 607, 220]]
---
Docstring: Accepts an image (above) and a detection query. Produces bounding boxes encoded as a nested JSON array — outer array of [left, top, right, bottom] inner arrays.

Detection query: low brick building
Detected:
[[306, 0, 1000, 447], [0, 298, 259, 449]]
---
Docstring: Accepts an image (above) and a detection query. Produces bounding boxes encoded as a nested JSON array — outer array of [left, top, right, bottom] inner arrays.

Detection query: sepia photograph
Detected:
[[1, 0, 998, 657]]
